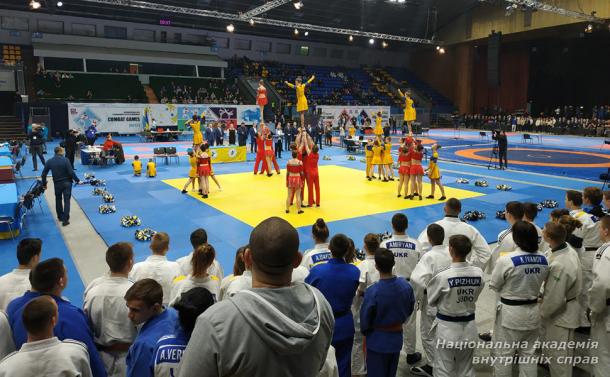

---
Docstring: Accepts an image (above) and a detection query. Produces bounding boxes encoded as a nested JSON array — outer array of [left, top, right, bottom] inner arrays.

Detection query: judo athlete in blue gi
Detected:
[[306, 234, 360, 377], [125, 279, 178, 377], [152, 287, 215, 377], [360, 248, 415, 377], [7, 258, 107, 377]]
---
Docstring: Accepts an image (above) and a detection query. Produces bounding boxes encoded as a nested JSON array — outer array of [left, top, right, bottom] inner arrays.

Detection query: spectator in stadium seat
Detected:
[[0, 238, 42, 311], [6, 258, 107, 377]]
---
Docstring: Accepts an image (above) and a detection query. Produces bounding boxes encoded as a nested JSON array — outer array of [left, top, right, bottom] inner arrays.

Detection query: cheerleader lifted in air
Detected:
[[397, 89, 416, 135], [285, 75, 315, 128], [256, 80, 267, 120]]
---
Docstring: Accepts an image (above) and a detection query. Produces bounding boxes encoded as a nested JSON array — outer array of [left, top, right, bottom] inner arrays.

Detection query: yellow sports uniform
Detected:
[[374, 116, 383, 137], [287, 76, 315, 112], [371, 145, 384, 165], [132, 160, 142, 176], [188, 156, 198, 178], [403, 96, 416, 121], [348, 126, 356, 138], [382, 143, 393, 165], [428, 151, 441, 179], [190, 120, 203, 145], [147, 161, 156, 177]]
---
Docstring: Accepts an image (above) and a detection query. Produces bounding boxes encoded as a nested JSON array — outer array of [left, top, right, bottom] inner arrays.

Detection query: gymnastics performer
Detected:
[[426, 143, 446, 200], [304, 143, 320, 207], [373, 111, 384, 139], [186, 114, 204, 150], [181, 149, 199, 194], [397, 89, 416, 135], [408, 142, 425, 200], [371, 139, 387, 181], [256, 80, 268, 120], [285, 150, 305, 214], [383, 136, 395, 181], [397, 146, 411, 198], [254, 123, 269, 175], [264, 132, 275, 177], [365, 139, 374, 181], [197, 144, 212, 198], [284, 75, 315, 128]]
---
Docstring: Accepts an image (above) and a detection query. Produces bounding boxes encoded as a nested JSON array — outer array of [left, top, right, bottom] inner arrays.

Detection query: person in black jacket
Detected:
[[28, 124, 46, 171], [63, 129, 79, 169], [41, 147, 80, 226], [493, 130, 508, 169]]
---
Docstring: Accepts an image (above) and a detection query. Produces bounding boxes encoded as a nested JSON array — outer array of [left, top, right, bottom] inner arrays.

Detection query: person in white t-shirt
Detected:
[[219, 246, 248, 301], [301, 218, 332, 270], [170, 244, 220, 304], [176, 228, 224, 281], [0, 238, 42, 310], [130, 232, 181, 306]]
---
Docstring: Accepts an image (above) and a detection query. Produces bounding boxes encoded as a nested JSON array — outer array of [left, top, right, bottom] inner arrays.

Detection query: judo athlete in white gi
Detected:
[[0, 296, 93, 377], [176, 228, 224, 281], [540, 222, 582, 377], [130, 232, 181, 306], [125, 279, 178, 377], [490, 221, 549, 377], [83, 242, 136, 377], [566, 190, 601, 327], [489, 201, 524, 269], [218, 246, 250, 300], [380, 213, 421, 365], [352, 233, 382, 376], [178, 217, 334, 377], [411, 224, 453, 375], [169, 244, 220, 305], [360, 248, 415, 377], [300, 218, 332, 270], [416, 198, 491, 269], [0, 311, 15, 360], [426, 235, 484, 377], [589, 215, 610, 377], [0, 238, 41, 310], [152, 287, 215, 377]]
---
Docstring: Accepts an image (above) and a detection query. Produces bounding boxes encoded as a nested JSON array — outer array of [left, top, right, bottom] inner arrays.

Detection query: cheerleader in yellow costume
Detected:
[[397, 89, 416, 135], [371, 139, 387, 181], [284, 75, 315, 128], [425, 144, 446, 200], [186, 114, 204, 150], [382, 136, 395, 181], [373, 111, 384, 138], [364, 139, 374, 180], [181, 149, 199, 194]]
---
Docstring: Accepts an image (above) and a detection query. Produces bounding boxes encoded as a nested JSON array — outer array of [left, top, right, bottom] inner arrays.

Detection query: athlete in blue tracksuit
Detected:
[[360, 248, 415, 377], [127, 307, 177, 377], [305, 234, 360, 377], [7, 291, 107, 377]]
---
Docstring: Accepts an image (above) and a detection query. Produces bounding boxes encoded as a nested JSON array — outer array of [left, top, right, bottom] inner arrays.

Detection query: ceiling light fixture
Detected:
[[226, 23, 235, 32], [294, 28, 299, 35], [57, 1, 63, 6], [249, 18, 255, 26], [29, 0, 41, 9], [293, 1, 303, 10], [348, 35, 354, 42], [369, 38, 375, 44]]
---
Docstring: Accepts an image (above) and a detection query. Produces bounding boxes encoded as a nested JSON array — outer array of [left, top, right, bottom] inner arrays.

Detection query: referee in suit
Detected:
[[41, 147, 80, 226]]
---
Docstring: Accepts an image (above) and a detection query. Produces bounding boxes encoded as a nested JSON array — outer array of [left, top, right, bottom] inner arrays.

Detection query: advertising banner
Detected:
[[318, 106, 391, 127], [209, 145, 246, 164], [177, 105, 260, 130]]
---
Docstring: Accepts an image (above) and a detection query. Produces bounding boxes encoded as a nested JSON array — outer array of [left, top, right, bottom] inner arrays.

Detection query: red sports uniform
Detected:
[[197, 156, 211, 176], [398, 151, 411, 175], [409, 151, 424, 175], [286, 163, 304, 188], [257, 86, 268, 106], [305, 152, 320, 206]]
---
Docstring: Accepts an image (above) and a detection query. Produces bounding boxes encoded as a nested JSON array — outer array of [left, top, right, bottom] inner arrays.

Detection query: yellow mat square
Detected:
[[163, 165, 484, 228]]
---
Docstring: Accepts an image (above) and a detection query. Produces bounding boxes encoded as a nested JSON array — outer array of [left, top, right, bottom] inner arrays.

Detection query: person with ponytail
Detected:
[[301, 218, 331, 270], [169, 244, 219, 305], [152, 287, 215, 377], [490, 221, 549, 377], [219, 246, 253, 300]]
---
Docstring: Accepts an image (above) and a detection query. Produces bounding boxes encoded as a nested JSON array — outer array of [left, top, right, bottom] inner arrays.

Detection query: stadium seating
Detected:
[[148, 76, 244, 105], [34, 72, 146, 102]]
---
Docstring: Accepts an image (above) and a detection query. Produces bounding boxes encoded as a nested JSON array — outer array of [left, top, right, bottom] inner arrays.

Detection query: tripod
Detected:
[[488, 141, 500, 170]]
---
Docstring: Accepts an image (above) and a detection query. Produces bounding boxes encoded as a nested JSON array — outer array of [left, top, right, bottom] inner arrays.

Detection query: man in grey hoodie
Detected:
[[178, 217, 335, 377]]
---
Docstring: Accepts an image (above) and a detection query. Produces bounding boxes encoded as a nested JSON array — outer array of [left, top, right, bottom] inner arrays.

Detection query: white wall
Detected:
[[0, 9, 410, 68]]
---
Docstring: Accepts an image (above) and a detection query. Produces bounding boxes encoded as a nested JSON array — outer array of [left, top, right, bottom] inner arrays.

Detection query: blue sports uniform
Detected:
[[152, 322, 188, 377]]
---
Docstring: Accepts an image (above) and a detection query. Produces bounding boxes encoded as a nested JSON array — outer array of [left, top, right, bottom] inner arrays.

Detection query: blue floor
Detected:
[[3, 132, 604, 304]]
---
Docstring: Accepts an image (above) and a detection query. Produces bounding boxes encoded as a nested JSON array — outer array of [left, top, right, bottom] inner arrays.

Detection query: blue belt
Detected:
[[436, 313, 475, 322]]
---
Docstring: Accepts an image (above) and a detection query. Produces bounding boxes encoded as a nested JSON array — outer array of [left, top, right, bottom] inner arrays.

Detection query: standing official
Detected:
[[64, 129, 79, 169], [541, 222, 582, 377], [490, 221, 549, 377], [360, 248, 415, 377], [427, 235, 484, 377], [589, 216, 610, 376], [41, 147, 80, 226], [28, 124, 45, 171]]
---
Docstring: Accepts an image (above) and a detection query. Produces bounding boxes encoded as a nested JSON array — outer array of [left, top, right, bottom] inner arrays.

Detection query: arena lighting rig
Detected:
[[77, 0, 438, 45], [503, 0, 605, 23]]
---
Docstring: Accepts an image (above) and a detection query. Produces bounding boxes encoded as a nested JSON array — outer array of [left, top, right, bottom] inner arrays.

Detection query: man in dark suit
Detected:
[[41, 147, 80, 226], [237, 122, 247, 147], [28, 124, 46, 171]]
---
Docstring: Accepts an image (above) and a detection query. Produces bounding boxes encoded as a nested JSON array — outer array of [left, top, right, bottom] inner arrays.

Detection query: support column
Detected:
[[195, 65, 199, 78], [83, 58, 87, 73]]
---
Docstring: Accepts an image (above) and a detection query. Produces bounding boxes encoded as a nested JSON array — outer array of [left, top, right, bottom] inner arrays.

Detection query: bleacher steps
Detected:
[[0, 116, 26, 141]]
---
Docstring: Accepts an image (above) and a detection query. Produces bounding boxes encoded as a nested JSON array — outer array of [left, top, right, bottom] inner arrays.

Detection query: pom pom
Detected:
[[98, 205, 116, 214], [121, 215, 142, 227], [475, 180, 488, 187], [456, 178, 470, 184], [461, 210, 486, 222], [135, 228, 157, 241], [496, 184, 512, 191]]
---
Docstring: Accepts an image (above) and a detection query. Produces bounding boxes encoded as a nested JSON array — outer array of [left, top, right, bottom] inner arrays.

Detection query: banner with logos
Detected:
[[209, 145, 247, 164], [318, 106, 391, 127], [67, 103, 259, 134]]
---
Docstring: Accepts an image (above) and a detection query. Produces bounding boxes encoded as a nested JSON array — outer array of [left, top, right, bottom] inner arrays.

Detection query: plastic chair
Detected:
[[153, 147, 168, 165], [165, 147, 179, 164]]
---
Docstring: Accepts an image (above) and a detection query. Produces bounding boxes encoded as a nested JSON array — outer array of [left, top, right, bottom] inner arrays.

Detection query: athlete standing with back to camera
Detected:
[[493, 130, 508, 169]]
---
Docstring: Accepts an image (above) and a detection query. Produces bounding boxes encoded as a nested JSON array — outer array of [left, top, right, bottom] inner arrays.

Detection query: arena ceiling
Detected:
[[2, 0, 482, 48]]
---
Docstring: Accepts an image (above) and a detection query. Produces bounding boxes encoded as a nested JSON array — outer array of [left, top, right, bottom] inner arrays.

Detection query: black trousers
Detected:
[[30, 145, 45, 170], [275, 141, 282, 158], [54, 180, 72, 222], [499, 147, 508, 167], [250, 140, 257, 153], [66, 148, 76, 168]]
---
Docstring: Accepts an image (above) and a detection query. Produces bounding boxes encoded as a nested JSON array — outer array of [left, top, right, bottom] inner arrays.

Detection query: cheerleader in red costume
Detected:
[[254, 122, 269, 175], [396, 146, 411, 198], [285, 150, 304, 214], [408, 142, 425, 200], [264, 133, 275, 177], [197, 143, 212, 199], [257, 80, 268, 120], [304, 144, 320, 207]]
